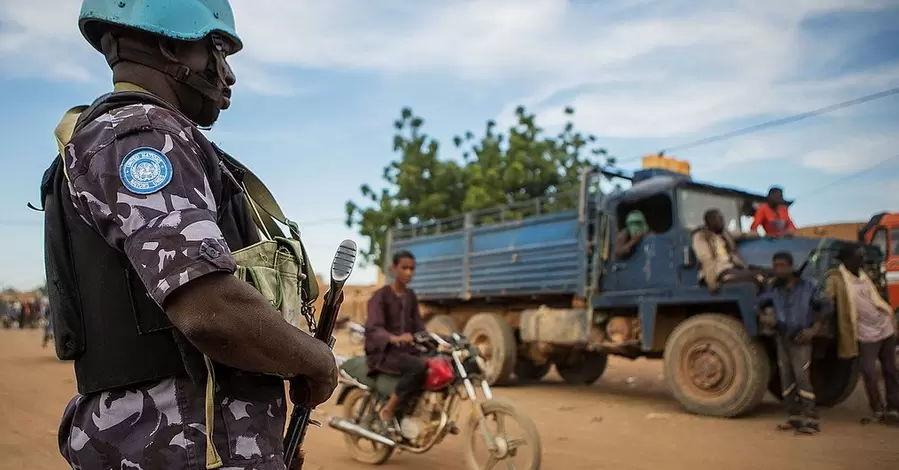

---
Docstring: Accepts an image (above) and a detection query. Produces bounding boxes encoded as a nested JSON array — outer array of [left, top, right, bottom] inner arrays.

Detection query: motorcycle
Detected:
[[330, 328, 542, 469]]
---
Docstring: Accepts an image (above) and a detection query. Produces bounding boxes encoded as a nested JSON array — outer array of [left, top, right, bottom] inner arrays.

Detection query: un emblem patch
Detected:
[[119, 148, 173, 195]]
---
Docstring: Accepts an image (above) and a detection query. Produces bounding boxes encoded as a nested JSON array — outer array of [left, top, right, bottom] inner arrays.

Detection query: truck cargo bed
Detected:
[[391, 210, 588, 301]]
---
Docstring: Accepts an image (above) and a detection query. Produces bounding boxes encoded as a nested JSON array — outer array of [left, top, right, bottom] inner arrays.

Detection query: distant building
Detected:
[[793, 222, 864, 242]]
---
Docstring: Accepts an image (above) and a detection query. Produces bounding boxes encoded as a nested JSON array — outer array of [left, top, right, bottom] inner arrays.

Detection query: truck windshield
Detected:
[[677, 188, 745, 233], [892, 229, 899, 256]]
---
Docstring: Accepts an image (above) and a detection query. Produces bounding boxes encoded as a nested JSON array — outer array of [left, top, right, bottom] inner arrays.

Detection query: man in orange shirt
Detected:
[[752, 186, 796, 237]]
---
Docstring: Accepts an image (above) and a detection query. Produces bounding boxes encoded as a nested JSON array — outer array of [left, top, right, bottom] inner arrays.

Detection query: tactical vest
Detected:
[[40, 90, 319, 395]]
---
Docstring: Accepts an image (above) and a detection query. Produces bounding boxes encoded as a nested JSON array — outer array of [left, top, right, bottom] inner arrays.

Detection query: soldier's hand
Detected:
[[289, 365, 339, 408]]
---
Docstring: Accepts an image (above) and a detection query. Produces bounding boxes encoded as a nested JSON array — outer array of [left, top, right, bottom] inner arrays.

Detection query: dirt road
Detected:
[[1, 328, 897, 470]]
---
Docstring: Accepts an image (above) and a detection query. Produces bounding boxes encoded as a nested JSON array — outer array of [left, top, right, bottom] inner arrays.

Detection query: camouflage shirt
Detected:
[[57, 102, 288, 469]]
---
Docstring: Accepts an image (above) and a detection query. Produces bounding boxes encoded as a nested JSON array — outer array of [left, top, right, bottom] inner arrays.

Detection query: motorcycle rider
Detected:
[[364, 250, 428, 421], [44, 1, 336, 468]]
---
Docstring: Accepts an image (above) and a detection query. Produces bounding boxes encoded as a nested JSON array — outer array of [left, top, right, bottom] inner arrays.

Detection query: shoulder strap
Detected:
[[211, 143, 319, 303], [215, 150, 290, 233], [212, 144, 298, 236]]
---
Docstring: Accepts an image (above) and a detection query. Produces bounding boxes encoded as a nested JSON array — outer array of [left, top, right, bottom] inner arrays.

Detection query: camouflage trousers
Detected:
[[58, 376, 289, 469]]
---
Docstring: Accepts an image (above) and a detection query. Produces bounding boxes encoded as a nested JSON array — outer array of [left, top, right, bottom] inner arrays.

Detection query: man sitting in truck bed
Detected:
[[693, 208, 763, 294], [614, 210, 652, 260]]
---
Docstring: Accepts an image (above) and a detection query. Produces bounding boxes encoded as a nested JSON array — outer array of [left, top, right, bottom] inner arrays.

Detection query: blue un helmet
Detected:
[[79, 0, 242, 127], [78, 0, 242, 53]]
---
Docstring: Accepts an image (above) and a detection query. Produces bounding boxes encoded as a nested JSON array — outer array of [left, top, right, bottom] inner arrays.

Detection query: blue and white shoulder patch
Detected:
[[119, 147, 173, 195]]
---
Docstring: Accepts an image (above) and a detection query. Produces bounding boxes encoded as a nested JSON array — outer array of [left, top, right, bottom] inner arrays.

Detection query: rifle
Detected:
[[283, 239, 358, 468]]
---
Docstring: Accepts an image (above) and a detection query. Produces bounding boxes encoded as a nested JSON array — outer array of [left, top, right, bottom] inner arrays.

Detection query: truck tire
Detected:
[[664, 314, 770, 418], [515, 357, 552, 382], [555, 352, 608, 385], [463, 313, 517, 386], [425, 314, 457, 336]]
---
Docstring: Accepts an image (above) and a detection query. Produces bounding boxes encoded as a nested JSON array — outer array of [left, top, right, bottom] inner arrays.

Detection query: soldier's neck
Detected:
[[111, 65, 182, 110]]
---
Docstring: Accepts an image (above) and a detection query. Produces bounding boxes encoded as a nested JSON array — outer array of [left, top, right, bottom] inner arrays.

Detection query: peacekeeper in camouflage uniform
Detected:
[[48, 1, 337, 469]]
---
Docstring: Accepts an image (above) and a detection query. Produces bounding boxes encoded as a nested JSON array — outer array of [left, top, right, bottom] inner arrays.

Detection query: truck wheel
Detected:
[[514, 357, 552, 382], [463, 313, 517, 386], [664, 314, 770, 418], [556, 352, 608, 385], [425, 314, 457, 336]]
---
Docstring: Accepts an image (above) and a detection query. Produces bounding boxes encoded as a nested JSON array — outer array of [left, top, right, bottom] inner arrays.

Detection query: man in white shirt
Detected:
[[825, 244, 898, 424]]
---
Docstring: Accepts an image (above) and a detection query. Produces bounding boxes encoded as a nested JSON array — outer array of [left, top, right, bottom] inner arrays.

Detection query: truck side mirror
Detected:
[[682, 246, 695, 268]]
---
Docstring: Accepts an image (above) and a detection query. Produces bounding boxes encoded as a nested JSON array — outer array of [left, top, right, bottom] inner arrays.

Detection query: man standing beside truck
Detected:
[[825, 244, 899, 424], [759, 252, 830, 434]]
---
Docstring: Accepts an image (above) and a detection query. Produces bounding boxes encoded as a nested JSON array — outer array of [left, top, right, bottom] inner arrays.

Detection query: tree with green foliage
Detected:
[[345, 106, 615, 267]]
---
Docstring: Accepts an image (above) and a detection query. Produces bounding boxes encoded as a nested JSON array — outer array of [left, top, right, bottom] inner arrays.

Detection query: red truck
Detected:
[[859, 212, 899, 313], [797, 213, 897, 313]]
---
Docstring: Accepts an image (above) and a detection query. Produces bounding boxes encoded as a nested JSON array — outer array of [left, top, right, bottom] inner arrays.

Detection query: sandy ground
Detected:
[[2, 328, 898, 470]]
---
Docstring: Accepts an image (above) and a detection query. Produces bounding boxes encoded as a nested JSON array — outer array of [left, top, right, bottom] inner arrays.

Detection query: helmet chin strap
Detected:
[[103, 34, 226, 120]]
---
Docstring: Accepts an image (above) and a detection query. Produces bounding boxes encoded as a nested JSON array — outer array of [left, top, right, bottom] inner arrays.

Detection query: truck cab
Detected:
[[859, 212, 898, 312], [387, 157, 874, 418]]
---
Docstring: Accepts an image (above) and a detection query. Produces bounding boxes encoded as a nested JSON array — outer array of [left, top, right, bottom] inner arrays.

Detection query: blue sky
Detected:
[[1, 0, 898, 290]]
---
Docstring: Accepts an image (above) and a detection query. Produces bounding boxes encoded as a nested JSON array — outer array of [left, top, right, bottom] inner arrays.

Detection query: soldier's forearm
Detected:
[[165, 272, 333, 379]]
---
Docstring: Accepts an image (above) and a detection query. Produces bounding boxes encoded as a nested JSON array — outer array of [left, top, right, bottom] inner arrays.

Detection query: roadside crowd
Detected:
[[2, 299, 53, 347], [694, 188, 897, 434], [616, 186, 898, 433]]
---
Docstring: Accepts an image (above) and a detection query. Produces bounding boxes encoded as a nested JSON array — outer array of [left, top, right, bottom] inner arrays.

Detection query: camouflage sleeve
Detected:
[[65, 111, 236, 307]]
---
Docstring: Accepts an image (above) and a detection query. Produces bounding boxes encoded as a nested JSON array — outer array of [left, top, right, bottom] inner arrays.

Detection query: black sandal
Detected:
[[795, 425, 820, 435]]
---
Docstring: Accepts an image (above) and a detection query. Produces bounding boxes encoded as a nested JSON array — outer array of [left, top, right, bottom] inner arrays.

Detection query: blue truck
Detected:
[[386, 165, 882, 418]]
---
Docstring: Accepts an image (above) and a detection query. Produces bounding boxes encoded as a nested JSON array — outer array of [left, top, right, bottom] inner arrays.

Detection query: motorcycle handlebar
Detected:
[[413, 331, 455, 349]]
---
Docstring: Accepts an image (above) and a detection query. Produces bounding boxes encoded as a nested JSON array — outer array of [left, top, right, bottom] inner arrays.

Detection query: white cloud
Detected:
[[800, 135, 899, 174], [700, 95, 899, 174], [2, 1, 897, 183], [0, 0, 95, 81], [3, 1, 896, 109], [1, 0, 898, 290], [226, 56, 309, 97], [487, 3, 899, 140]]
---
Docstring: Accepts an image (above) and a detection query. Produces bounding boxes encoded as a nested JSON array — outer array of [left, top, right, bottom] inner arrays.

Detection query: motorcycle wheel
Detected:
[[342, 388, 395, 465], [462, 397, 542, 470]]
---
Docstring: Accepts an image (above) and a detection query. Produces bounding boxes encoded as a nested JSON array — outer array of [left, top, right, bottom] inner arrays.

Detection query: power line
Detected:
[[792, 154, 899, 203], [296, 218, 345, 227], [617, 85, 899, 163]]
